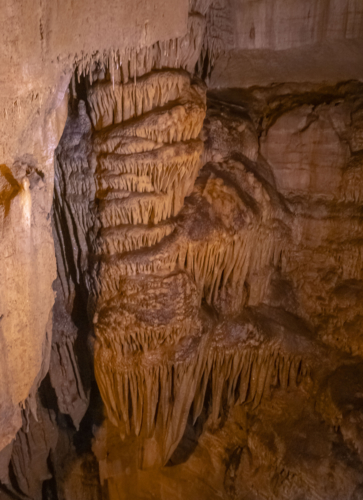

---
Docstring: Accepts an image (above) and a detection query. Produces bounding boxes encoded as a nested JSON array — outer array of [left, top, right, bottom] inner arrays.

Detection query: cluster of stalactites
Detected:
[[84, 69, 207, 307], [72, 0, 231, 94], [95, 332, 310, 464], [72, 13, 206, 89], [89, 218, 279, 315], [54, 69, 206, 298], [55, 55, 284, 471], [87, 70, 192, 130]]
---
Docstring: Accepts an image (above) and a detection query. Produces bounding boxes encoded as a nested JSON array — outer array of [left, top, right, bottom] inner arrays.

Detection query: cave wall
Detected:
[[0, 0, 189, 451], [0, 0, 363, 499], [22, 75, 363, 500], [212, 0, 363, 86]]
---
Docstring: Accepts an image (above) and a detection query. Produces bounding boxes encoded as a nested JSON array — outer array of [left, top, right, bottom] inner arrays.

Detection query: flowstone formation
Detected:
[[53, 76, 363, 498], [1, 4, 363, 498], [56, 68, 209, 465], [55, 61, 299, 464]]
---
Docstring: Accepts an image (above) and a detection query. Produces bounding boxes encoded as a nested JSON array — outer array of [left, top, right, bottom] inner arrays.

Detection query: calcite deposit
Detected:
[[1, 0, 363, 499]]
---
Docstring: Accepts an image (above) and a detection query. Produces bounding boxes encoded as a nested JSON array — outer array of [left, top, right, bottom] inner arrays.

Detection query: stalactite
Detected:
[[55, 60, 303, 468]]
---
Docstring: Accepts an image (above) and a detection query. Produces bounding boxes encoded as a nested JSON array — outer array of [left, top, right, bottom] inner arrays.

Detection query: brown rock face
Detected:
[[0, 0, 190, 456], [260, 104, 350, 197], [56, 67, 209, 466], [0, 164, 56, 451], [49, 67, 363, 499], [1, 2, 363, 500]]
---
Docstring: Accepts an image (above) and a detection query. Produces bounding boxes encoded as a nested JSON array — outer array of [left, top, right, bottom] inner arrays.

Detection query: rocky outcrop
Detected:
[[1, 76, 363, 499], [1, 2, 363, 499], [0, 164, 56, 451], [0, 0, 192, 454], [0, 0, 363, 458]]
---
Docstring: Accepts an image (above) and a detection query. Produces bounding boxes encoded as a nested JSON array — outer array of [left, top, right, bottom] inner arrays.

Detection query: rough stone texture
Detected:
[[0, 0, 189, 164], [0, 0, 189, 451], [1, 1, 363, 499], [49, 280, 91, 430], [48, 66, 363, 498], [0, 163, 58, 451], [232, 0, 363, 50], [260, 104, 350, 197], [209, 0, 363, 87]]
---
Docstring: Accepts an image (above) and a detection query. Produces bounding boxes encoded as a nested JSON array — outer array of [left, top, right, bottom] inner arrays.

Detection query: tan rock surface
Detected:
[[0, 0, 190, 452], [49, 62, 363, 497], [1, 2, 363, 499]]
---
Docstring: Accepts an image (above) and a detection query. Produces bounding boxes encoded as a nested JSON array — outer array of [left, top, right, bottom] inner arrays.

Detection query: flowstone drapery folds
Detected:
[[1, 1, 363, 499], [55, 64, 298, 466], [50, 55, 363, 499]]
